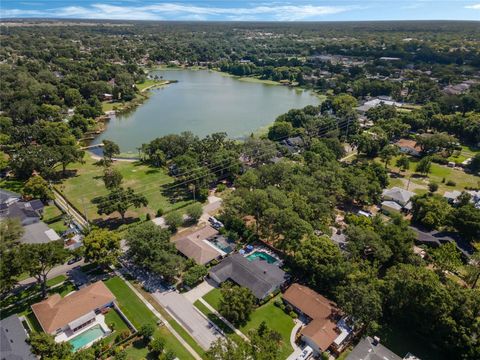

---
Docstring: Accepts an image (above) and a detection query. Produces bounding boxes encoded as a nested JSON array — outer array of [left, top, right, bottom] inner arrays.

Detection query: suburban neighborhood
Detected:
[[1, 11, 480, 360]]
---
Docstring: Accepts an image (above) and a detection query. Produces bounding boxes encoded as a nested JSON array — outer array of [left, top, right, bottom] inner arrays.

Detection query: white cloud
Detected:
[[0, 2, 353, 21], [465, 3, 480, 10]]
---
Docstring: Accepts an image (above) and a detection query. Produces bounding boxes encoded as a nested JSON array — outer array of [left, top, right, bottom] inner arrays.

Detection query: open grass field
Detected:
[[380, 154, 480, 195], [57, 154, 193, 224], [105, 277, 196, 360]]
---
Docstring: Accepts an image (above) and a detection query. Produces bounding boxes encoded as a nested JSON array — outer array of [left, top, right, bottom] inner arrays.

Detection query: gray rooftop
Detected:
[[21, 221, 60, 244], [0, 315, 36, 360], [346, 337, 402, 360], [0, 189, 21, 204], [209, 253, 287, 300], [382, 187, 416, 206]]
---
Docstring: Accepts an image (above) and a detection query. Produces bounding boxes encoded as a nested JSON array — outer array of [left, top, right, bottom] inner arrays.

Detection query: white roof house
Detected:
[[381, 201, 403, 214], [382, 187, 416, 207]]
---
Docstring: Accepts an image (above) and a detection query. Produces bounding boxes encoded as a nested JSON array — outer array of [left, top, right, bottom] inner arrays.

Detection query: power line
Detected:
[[84, 118, 353, 210]]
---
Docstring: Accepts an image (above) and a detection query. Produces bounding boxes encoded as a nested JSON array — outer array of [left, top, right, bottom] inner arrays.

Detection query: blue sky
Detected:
[[1, 1, 479, 21]]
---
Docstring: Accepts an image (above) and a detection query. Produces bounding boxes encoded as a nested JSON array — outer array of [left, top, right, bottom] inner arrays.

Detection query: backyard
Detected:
[[57, 154, 193, 223]]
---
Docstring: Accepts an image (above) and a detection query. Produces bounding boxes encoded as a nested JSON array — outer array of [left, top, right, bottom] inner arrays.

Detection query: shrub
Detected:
[[274, 299, 283, 307], [145, 213, 151, 221], [156, 208, 164, 217], [428, 182, 439, 193], [139, 323, 155, 340], [289, 311, 298, 319], [446, 180, 456, 186], [164, 211, 183, 232], [216, 183, 227, 192]]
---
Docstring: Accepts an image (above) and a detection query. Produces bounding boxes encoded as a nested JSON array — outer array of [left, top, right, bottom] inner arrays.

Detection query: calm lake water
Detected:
[[92, 69, 320, 151]]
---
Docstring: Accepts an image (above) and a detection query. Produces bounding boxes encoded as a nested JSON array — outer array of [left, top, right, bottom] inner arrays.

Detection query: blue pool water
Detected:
[[246, 251, 277, 264], [69, 325, 105, 351]]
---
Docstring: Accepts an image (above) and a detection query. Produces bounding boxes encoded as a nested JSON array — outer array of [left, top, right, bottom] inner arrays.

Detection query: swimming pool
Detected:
[[69, 325, 105, 351], [246, 251, 278, 264], [208, 235, 235, 254]]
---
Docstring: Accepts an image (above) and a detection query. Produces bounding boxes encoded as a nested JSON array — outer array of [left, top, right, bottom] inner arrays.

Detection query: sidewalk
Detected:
[[114, 271, 203, 360], [197, 298, 249, 341]]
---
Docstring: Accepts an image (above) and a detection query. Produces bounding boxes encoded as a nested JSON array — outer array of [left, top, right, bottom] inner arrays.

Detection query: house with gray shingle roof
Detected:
[[0, 315, 36, 360], [209, 253, 287, 300]]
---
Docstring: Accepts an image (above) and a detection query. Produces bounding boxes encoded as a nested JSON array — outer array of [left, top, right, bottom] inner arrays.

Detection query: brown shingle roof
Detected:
[[31, 281, 115, 334], [301, 318, 340, 352], [175, 226, 222, 264], [283, 283, 341, 351]]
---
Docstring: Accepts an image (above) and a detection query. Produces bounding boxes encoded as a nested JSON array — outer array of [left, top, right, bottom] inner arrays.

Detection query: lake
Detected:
[[92, 69, 321, 151]]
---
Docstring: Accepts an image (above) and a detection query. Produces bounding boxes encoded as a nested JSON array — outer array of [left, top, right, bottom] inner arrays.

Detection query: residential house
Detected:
[[411, 226, 474, 258], [283, 283, 352, 355], [280, 136, 304, 153], [175, 225, 224, 265], [381, 187, 416, 214], [0, 315, 36, 360], [356, 97, 404, 115], [0, 196, 60, 244], [346, 337, 402, 360], [209, 253, 287, 300], [394, 139, 421, 157], [31, 281, 115, 344], [0, 189, 21, 208]]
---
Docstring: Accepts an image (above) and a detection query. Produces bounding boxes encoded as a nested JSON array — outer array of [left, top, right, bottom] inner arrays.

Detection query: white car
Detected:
[[296, 346, 313, 360]]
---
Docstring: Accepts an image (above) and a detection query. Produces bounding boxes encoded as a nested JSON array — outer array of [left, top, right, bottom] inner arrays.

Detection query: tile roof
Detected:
[[31, 281, 115, 334]]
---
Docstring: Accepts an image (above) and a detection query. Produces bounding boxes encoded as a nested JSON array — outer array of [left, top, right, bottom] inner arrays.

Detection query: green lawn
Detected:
[[0, 178, 24, 194], [42, 205, 68, 234], [202, 288, 222, 310], [104, 277, 196, 360], [105, 308, 130, 333], [382, 155, 480, 195], [58, 154, 193, 223], [202, 290, 294, 359], [104, 277, 157, 329], [132, 283, 206, 358], [239, 296, 294, 360]]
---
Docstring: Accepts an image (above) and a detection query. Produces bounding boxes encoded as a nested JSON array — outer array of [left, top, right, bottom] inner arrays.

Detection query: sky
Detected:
[[1, 1, 479, 21]]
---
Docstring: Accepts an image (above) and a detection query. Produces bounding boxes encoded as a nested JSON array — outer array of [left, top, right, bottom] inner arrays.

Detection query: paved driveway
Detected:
[[184, 279, 216, 303], [153, 291, 222, 350]]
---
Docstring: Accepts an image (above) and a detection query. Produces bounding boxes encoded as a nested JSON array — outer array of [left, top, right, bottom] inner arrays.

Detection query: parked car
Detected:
[[67, 256, 82, 265], [296, 346, 313, 360]]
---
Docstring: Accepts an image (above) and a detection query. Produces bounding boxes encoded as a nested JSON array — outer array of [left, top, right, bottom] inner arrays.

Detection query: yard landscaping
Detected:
[[239, 296, 294, 360], [57, 154, 193, 223], [202, 289, 294, 359], [42, 204, 68, 234], [202, 287, 222, 310], [104, 277, 196, 360]]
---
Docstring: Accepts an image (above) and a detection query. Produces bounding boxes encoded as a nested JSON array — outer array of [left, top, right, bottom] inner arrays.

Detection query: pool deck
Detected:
[[55, 314, 110, 350]]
